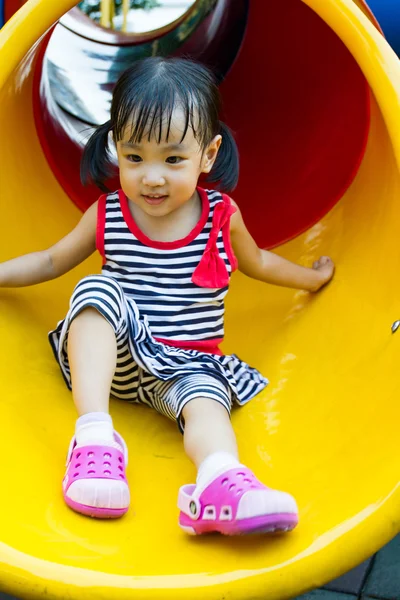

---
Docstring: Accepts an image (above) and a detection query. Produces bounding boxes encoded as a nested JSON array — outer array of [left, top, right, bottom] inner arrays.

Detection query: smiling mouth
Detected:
[[142, 194, 168, 205]]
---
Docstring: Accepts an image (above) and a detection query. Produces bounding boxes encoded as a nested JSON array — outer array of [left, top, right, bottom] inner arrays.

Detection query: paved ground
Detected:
[[1, 535, 399, 599], [297, 534, 400, 600]]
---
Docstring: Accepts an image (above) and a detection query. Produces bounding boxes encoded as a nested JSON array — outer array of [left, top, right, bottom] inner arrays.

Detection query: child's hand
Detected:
[[311, 256, 335, 291]]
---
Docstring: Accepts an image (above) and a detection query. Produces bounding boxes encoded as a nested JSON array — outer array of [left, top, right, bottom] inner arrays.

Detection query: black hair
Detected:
[[80, 56, 239, 193]]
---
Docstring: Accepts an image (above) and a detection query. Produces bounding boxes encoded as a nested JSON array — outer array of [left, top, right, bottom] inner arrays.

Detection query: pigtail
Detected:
[[206, 121, 239, 192], [80, 120, 114, 192]]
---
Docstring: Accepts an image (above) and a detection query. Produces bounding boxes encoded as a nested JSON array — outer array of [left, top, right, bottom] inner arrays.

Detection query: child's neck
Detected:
[[128, 191, 202, 243]]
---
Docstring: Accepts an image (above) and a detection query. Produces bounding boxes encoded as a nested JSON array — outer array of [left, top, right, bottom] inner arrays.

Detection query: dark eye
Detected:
[[127, 154, 142, 163], [166, 156, 183, 164]]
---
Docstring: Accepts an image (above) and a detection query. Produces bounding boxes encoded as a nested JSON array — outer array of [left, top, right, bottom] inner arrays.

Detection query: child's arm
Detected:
[[230, 202, 334, 292], [0, 202, 98, 288]]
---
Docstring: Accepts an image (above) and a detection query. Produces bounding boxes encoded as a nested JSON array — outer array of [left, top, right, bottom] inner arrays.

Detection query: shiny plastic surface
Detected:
[[1, 0, 400, 599], [34, 0, 369, 249]]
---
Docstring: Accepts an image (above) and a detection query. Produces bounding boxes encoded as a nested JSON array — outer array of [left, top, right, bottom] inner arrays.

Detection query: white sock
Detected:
[[196, 452, 241, 488], [75, 412, 114, 446], [66, 412, 129, 511], [196, 452, 298, 522]]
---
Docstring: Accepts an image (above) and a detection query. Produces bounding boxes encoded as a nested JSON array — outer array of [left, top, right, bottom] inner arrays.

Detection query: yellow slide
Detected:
[[1, 0, 400, 599]]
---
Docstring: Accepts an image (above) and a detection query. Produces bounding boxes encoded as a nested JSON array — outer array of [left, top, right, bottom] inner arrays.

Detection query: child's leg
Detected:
[[183, 399, 238, 465], [60, 276, 131, 517], [179, 396, 298, 535], [69, 307, 116, 416], [68, 306, 118, 445], [68, 306, 119, 449], [182, 399, 240, 488]]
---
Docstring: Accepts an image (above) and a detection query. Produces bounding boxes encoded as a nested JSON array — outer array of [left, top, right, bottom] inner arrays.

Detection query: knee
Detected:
[[70, 275, 125, 320], [73, 275, 123, 300], [183, 397, 230, 424]]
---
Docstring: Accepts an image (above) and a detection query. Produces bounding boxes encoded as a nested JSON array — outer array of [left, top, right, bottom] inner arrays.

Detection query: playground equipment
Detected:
[[0, 1, 400, 599]]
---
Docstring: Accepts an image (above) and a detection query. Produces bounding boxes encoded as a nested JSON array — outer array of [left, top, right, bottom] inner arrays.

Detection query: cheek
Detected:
[[119, 164, 139, 185], [171, 172, 199, 192], [119, 171, 141, 199], [175, 161, 202, 181]]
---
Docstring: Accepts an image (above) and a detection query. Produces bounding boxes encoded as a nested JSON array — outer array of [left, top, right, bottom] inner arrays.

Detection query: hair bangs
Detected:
[[81, 57, 240, 192], [112, 77, 208, 147]]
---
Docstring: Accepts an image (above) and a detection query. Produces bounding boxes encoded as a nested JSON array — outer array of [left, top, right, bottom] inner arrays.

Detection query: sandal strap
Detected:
[[178, 467, 265, 521], [178, 485, 201, 520]]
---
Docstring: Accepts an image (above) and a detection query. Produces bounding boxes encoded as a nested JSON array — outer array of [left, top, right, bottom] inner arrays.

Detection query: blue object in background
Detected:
[[0, 0, 5, 28], [367, 0, 400, 56]]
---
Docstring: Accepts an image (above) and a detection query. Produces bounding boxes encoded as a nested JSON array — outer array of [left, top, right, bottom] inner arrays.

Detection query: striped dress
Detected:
[[49, 187, 268, 429]]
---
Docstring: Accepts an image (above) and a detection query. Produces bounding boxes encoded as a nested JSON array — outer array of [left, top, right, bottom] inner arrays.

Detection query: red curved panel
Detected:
[[219, 0, 370, 248], [4, 0, 23, 20], [33, 0, 370, 249], [33, 0, 249, 212]]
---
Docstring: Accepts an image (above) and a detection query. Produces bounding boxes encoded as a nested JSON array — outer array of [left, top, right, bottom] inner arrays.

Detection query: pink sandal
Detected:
[[178, 467, 298, 535], [62, 432, 130, 519]]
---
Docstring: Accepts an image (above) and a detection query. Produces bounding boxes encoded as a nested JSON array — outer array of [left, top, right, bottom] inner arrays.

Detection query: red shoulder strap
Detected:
[[221, 194, 239, 272], [96, 194, 107, 263]]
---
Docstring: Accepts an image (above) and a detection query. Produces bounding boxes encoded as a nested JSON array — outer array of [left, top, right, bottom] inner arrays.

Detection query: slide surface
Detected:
[[0, 1, 400, 599]]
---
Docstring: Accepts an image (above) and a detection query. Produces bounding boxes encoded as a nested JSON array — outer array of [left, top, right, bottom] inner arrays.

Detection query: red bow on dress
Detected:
[[192, 199, 237, 289]]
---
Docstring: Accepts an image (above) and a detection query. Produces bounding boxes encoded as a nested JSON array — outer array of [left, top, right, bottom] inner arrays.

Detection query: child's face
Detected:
[[116, 107, 221, 218]]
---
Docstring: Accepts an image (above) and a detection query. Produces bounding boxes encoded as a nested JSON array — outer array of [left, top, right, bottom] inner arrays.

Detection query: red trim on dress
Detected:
[[191, 196, 237, 288], [118, 187, 210, 249], [96, 195, 107, 264], [155, 337, 223, 356], [222, 194, 238, 272]]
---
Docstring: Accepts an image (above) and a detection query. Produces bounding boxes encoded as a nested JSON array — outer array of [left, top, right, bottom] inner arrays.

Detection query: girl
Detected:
[[0, 57, 334, 536]]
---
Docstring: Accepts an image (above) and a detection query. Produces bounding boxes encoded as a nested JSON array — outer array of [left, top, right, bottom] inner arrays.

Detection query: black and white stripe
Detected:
[[48, 275, 268, 426], [48, 188, 269, 424], [101, 190, 230, 341]]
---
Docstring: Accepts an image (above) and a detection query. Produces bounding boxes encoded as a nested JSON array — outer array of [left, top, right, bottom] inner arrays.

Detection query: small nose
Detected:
[[142, 169, 166, 187]]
